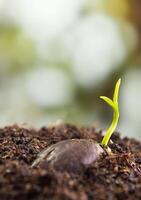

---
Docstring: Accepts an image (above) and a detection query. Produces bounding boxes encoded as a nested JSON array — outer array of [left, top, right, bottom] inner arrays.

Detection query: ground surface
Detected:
[[0, 124, 141, 200]]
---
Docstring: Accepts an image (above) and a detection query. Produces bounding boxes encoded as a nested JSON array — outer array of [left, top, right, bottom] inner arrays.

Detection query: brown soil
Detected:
[[0, 124, 141, 200]]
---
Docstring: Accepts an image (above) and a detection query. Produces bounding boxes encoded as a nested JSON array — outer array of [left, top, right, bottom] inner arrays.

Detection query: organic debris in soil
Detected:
[[0, 124, 141, 200]]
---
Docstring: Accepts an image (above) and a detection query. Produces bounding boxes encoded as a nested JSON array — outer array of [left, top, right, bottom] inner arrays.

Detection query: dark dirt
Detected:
[[0, 124, 141, 200]]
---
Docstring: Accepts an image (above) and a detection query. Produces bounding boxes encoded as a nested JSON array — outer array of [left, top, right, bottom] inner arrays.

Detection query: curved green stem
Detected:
[[100, 79, 121, 147], [101, 107, 119, 146]]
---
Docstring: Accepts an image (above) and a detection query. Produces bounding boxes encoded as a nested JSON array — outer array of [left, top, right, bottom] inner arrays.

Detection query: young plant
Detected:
[[32, 79, 121, 171], [100, 78, 121, 147]]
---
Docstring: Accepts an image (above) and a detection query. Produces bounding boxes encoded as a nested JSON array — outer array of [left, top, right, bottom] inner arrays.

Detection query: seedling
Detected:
[[100, 78, 121, 147], [32, 79, 121, 171]]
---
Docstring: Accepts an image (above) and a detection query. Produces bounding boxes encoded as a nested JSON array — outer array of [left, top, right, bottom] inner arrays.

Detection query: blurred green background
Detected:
[[0, 0, 141, 139]]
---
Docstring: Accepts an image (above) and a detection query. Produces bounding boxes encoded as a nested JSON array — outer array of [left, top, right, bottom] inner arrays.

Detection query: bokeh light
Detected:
[[0, 0, 141, 139]]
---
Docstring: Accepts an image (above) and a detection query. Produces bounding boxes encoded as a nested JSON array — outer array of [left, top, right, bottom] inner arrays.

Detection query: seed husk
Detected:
[[31, 139, 104, 172]]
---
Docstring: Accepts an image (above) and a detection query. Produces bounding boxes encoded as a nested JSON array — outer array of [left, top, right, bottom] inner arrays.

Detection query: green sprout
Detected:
[[100, 78, 121, 147]]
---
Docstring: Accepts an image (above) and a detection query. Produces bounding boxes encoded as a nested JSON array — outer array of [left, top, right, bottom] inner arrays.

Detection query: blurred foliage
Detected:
[[84, 0, 129, 18], [102, 0, 129, 18], [0, 0, 140, 138], [0, 23, 36, 74]]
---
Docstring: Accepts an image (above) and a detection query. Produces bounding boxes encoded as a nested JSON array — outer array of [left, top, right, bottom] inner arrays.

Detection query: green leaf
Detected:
[[113, 78, 121, 103], [100, 96, 115, 109]]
